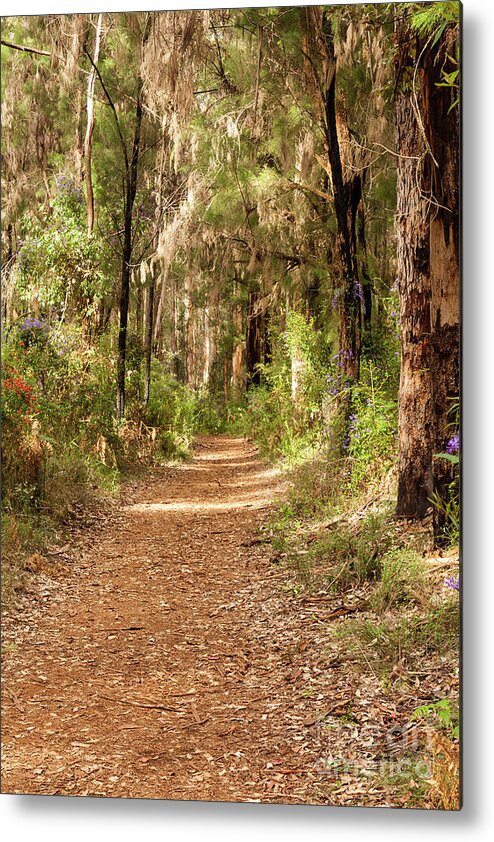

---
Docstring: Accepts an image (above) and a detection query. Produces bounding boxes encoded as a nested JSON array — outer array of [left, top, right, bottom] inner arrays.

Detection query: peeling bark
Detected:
[[394, 20, 460, 529]]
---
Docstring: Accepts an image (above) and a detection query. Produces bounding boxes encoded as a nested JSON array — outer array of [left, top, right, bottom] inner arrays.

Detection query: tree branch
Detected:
[[1, 39, 51, 58]]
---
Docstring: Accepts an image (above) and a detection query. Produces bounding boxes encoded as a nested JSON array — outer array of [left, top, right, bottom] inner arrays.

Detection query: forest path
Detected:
[[2, 436, 329, 803]]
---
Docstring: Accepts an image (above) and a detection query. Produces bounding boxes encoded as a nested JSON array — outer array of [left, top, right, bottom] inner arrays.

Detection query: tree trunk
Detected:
[[394, 19, 460, 528], [420, 29, 460, 541], [357, 199, 372, 330], [246, 288, 261, 386], [74, 86, 84, 187], [291, 347, 305, 406], [135, 278, 142, 338], [84, 13, 103, 237], [395, 52, 433, 518], [263, 308, 271, 365], [231, 280, 244, 400], [184, 273, 195, 387], [320, 10, 362, 382], [143, 273, 154, 405], [203, 305, 213, 386], [117, 17, 151, 419], [223, 354, 229, 403]]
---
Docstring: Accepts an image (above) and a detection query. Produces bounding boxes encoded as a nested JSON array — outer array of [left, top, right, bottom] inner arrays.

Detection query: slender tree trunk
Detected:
[[135, 278, 142, 339], [117, 17, 151, 419], [231, 283, 244, 400], [319, 10, 362, 382], [152, 270, 166, 351], [143, 273, 154, 405], [74, 87, 84, 187], [84, 13, 103, 237], [357, 199, 372, 330], [291, 346, 305, 407], [395, 25, 432, 518], [184, 273, 195, 386], [203, 307, 209, 386], [246, 288, 261, 386], [223, 355, 229, 403], [263, 308, 271, 365]]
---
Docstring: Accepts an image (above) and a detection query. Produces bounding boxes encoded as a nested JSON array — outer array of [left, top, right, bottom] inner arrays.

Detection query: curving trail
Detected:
[[1, 436, 331, 803]]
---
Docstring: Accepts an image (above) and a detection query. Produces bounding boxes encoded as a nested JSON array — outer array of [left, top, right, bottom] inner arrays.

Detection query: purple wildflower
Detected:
[[446, 434, 460, 454], [444, 576, 459, 591], [21, 317, 46, 330]]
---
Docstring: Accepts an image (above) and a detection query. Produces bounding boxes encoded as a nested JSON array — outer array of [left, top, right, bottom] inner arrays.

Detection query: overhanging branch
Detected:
[[1, 38, 51, 57]]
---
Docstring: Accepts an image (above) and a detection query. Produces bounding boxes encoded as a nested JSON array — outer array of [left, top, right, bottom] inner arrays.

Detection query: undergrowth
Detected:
[[1, 322, 229, 606], [249, 313, 460, 808]]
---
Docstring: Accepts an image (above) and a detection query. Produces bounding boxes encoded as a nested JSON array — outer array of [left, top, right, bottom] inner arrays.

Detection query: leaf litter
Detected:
[[1, 436, 457, 806]]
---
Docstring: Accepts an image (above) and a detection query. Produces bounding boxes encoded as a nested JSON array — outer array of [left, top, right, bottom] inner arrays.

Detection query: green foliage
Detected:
[[431, 405, 460, 545], [321, 514, 392, 589], [145, 364, 197, 458], [429, 484, 459, 546], [43, 443, 119, 520], [4, 319, 117, 444], [144, 363, 233, 456], [410, 2, 459, 39], [241, 292, 401, 508], [345, 360, 398, 490], [284, 458, 347, 520], [14, 176, 109, 315], [193, 392, 229, 434], [246, 311, 331, 461], [412, 698, 459, 740]]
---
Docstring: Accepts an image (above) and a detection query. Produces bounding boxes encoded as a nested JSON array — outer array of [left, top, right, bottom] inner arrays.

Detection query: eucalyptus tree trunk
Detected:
[[223, 355, 229, 403], [394, 19, 460, 529], [184, 273, 196, 387], [395, 76, 433, 517], [420, 28, 460, 541]]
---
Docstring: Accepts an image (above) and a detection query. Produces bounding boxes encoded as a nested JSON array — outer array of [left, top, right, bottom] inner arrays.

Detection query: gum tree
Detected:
[[394, 2, 460, 538]]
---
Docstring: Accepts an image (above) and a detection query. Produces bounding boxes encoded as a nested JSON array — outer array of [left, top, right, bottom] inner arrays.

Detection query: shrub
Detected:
[[1, 363, 38, 434], [144, 363, 197, 458], [344, 360, 398, 490], [371, 549, 428, 612], [285, 457, 347, 519], [245, 312, 331, 461]]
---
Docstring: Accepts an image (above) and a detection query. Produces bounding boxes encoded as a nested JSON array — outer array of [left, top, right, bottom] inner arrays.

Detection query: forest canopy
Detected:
[[1, 3, 460, 542]]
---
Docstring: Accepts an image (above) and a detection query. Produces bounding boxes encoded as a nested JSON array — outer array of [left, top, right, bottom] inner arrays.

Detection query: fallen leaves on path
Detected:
[[1, 437, 457, 806]]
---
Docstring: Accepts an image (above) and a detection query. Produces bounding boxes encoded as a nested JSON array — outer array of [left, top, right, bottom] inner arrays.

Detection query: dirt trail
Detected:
[[1, 436, 330, 802]]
